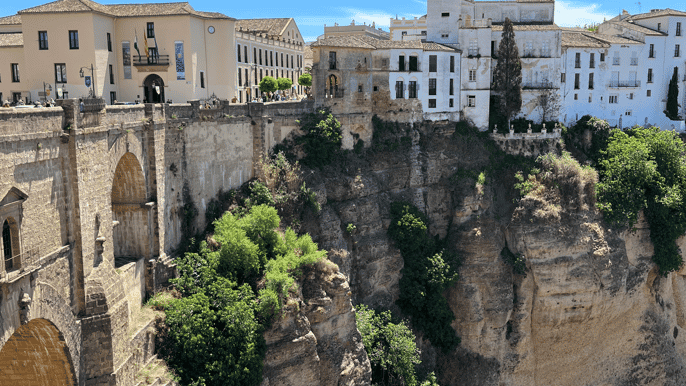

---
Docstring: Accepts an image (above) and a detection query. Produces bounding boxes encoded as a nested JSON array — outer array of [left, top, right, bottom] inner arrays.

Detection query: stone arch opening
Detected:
[[327, 74, 339, 98], [112, 152, 149, 266], [143, 74, 165, 103], [0, 318, 76, 385], [2, 217, 20, 271]]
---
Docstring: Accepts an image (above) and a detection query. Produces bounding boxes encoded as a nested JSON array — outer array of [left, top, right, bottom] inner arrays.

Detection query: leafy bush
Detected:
[[164, 278, 265, 386], [298, 108, 342, 167], [501, 246, 527, 276], [249, 181, 276, 207], [596, 126, 686, 275], [356, 305, 421, 386], [388, 202, 461, 353], [346, 223, 357, 234]]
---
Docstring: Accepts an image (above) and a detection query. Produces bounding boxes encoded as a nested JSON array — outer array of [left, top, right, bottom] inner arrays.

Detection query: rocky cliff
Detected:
[[300, 123, 686, 385]]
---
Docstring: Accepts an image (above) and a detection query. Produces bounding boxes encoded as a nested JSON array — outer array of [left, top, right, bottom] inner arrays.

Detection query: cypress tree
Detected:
[[665, 67, 680, 120], [492, 18, 523, 130]]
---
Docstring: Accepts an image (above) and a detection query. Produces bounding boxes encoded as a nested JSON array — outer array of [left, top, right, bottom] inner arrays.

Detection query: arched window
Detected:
[[3, 218, 19, 271], [327, 74, 339, 98]]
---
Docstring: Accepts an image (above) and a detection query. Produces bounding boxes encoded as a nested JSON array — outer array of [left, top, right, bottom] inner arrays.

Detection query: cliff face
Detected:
[[302, 125, 686, 385], [260, 260, 371, 386]]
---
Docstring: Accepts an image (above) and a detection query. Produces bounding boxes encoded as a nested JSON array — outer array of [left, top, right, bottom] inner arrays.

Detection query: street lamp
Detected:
[[79, 64, 96, 98], [246, 62, 258, 102]]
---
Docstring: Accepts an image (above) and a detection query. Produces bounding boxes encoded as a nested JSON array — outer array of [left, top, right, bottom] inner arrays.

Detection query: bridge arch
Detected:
[[112, 152, 150, 265], [0, 318, 76, 385]]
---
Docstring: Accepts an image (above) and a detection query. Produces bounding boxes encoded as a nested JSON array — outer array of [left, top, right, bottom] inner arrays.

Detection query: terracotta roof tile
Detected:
[[235, 18, 292, 36], [421, 41, 459, 52], [19, 0, 232, 19], [0, 33, 23, 47], [591, 33, 642, 44], [616, 21, 665, 36], [311, 36, 377, 49], [561, 32, 609, 48], [0, 15, 21, 25]]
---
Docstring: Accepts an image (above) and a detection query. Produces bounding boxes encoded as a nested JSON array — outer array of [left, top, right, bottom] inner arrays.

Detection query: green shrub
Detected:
[[298, 108, 342, 167], [356, 305, 421, 386], [300, 182, 321, 213], [346, 223, 357, 234], [596, 126, 686, 275], [388, 202, 460, 353], [249, 181, 276, 207]]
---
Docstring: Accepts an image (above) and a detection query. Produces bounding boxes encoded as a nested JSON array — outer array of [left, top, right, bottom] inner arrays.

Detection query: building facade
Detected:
[[235, 18, 306, 103]]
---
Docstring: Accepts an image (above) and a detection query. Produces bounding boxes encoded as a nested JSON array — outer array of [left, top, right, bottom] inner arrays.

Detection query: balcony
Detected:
[[467, 48, 480, 57], [522, 82, 555, 89], [522, 50, 552, 58], [609, 80, 641, 88], [133, 55, 170, 66], [612, 58, 620, 65]]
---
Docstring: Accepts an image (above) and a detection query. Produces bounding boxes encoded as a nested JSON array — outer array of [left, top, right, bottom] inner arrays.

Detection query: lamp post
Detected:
[[79, 64, 96, 98], [247, 62, 258, 102]]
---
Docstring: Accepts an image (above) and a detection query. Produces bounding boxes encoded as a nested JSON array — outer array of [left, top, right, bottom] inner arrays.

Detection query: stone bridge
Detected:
[[0, 98, 313, 385]]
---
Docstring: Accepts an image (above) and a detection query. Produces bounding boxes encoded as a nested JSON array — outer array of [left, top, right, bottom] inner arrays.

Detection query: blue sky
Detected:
[[2, 0, 686, 42]]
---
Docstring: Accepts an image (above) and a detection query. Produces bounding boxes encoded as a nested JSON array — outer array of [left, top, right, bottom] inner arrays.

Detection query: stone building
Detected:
[[235, 18, 306, 102], [0, 0, 236, 105], [319, 20, 390, 41], [311, 35, 460, 126], [389, 15, 427, 41]]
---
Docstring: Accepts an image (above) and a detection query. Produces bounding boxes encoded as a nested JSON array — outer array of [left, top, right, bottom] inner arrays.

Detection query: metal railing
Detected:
[[609, 80, 641, 88], [468, 48, 480, 56], [522, 82, 555, 89], [4, 247, 40, 274], [133, 55, 170, 66]]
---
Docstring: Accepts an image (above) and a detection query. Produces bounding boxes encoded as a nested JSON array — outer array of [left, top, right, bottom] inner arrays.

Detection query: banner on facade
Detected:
[[175, 41, 185, 80], [122, 41, 132, 79]]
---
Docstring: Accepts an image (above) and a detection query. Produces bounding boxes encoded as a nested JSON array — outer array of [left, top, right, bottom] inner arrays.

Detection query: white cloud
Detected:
[[555, 0, 615, 27]]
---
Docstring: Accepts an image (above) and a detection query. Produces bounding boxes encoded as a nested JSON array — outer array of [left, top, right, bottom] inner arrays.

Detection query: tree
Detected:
[[492, 18, 523, 130], [298, 73, 312, 96], [536, 83, 561, 123], [277, 77, 293, 93], [665, 66, 680, 120], [356, 305, 422, 386], [259, 76, 277, 95], [297, 108, 342, 167]]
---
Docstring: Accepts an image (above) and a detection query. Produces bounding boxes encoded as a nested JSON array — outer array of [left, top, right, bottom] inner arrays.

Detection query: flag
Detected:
[[143, 32, 149, 58], [134, 29, 141, 58], [153, 36, 159, 59]]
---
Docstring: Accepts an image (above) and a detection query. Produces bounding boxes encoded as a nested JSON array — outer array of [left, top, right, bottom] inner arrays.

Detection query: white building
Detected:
[[235, 18, 305, 102], [320, 21, 390, 41], [389, 15, 427, 41]]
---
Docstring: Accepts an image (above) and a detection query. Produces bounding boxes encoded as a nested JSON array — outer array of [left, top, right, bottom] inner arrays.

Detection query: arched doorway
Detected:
[[112, 152, 149, 266], [143, 74, 164, 103], [327, 74, 338, 98], [0, 319, 76, 385]]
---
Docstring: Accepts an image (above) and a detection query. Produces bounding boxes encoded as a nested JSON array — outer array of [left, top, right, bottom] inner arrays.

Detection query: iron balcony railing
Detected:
[[609, 80, 641, 88], [468, 48, 480, 56], [133, 55, 170, 66]]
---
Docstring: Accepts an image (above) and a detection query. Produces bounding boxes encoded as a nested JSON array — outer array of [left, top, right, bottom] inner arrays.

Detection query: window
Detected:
[[625, 110, 632, 116], [358, 84, 363, 93], [649, 44, 655, 58], [259, 50, 262, 65], [574, 93, 578, 100], [676, 44, 681, 57], [329, 51, 336, 70], [38, 31, 48, 50], [237, 44, 241, 62], [450, 56, 455, 72], [678, 22, 682, 36], [658, 23, 661, 31], [395, 80, 404, 98], [3, 219, 18, 272], [402, 31, 407, 36], [11, 63, 19, 82], [575, 52, 581, 68], [270, 51, 273, 66], [629, 92, 634, 100], [589, 53, 595, 68], [409, 56, 418, 71], [147, 22, 155, 38], [200, 71, 205, 88], [574, 73, 580, 89], [609, 95, 618, 104], [600, 53, 605, 61], [613, 52, 620, 65], [647, 90, 652, 97], [254, 68, 257, 84], [588, 73, 594, 89], [469, 69, 476, 82], [281, 53, 284, 66], [468, 95, 476, 107], [373, 86, 378, 92], [107, 33, 112, 52], [441, 12, 450, 17], [254, 48, 257, 64], [491, 41, 496, 56], [429, 78, 436, 95], [54, 63, 66, 83], [589, 94, 592, 103], [69, 30, 79, 49], [259, 69, 262, 80], [441, 34, 449, 38], [238, 69, 242, 86], [429, 99, 436, 108], [408, 81, 417, 98], [110, 91, 116, 105], [109, 64, 114, 84], [429, 55, 437, 72], [647, 68, 653, 83], [561, 73, 566, 83], [399, 55, 405, 71], [449, 78, 454, 95], [449, 98, 454, 107], [244, 46, 248, 63], [276, 51, 279, 66]]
